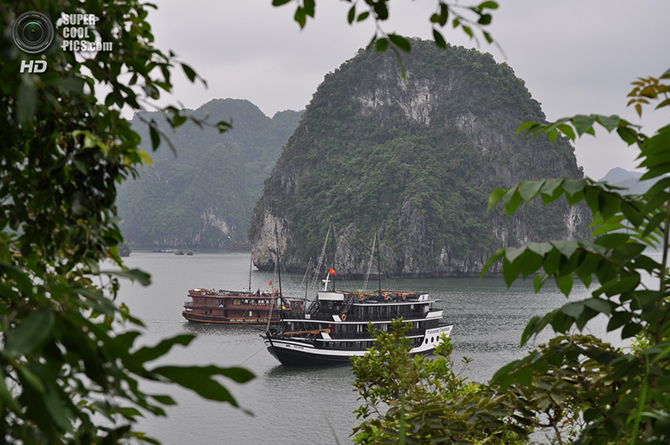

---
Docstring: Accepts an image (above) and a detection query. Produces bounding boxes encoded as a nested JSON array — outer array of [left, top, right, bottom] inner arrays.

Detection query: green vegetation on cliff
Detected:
[[117, 99, 302, 247], [250, 40, 591, 277]]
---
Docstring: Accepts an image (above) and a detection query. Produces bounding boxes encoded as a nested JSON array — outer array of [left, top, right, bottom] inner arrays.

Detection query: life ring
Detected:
[[384, 294, 389, 301], [402, 293, 407, 300], [341, 314, 346, 321], [360, 294, 364, 301]]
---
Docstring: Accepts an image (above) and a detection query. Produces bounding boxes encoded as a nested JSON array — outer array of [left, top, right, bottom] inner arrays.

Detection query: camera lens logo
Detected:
[[12, 11, 55, 54]]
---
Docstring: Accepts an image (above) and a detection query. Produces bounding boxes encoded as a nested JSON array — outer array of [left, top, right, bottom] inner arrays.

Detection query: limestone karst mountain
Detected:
[[249, 40, 591, 278]]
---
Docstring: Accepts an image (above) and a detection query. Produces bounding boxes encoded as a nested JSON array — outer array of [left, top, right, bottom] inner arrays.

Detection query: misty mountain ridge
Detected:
[[116, 98, 303, 248], [598, 167, 662, 195]]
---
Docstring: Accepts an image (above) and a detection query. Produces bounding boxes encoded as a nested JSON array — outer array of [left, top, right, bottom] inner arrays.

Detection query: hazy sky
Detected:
[[144, 0, 670, 180]]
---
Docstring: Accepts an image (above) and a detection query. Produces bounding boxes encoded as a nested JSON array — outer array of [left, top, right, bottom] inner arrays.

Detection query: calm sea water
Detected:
[[116, 250, 629, 445]]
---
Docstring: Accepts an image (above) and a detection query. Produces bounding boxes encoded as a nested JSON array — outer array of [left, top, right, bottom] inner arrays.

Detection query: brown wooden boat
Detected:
[[182, 288, 303, 325]]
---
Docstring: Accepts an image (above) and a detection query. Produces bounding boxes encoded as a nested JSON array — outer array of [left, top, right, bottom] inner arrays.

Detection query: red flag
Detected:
[[329, 267, 337, 275], [269, 281, 273, 286]]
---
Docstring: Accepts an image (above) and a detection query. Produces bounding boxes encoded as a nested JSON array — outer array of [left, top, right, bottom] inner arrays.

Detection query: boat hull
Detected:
[[182, 311, 279, 325], [263, 323, 453, 367]]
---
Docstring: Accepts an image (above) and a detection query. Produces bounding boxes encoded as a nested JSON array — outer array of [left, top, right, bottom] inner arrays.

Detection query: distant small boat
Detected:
[[187, 250, 194, 255], [175, 250, 185, 255]]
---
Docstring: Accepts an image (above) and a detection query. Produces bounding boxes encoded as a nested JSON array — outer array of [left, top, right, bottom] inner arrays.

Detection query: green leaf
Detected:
[[621, 322, 642, 339], [598, 191, 621, 221], [563, 178, 586, 197], [303, 0, 315, 17], [3, 264, 34, 295], [357, 11, 369, 22], [133, 334, 195, 364], [272, 0, 292, 5], [388, 34, 411, 52], [540, 179, 565, 204], [375, 38, 389, 52], [43, 382, 73, 432], [617, 125, 640, 145], [502, 187, 523, 216], [479, 1, 499, 10], [477, 13, 492, 25], [461, 25, 473, 39], [572, 114, 596, 136], [519, 250, 544, 278], [641, 211, 666, 238], [557, 273, 574, 297], [181, 63, 197, 83], [151, 394, 177, 405], [152, 366, 255, 406], [149, 124, 160, 151], [620, 201, 644, 227], [583, 297, 612, 315], [519, 180, 544, 202], [515, 366, 533, 386], [595, 115, 621, 132], [611, 242, 645, 261], [527, 242, 553, 257], [557, 123, 576, 140], [487, 188, 507, 212], [5, 310, 55, 356], [520, 316, 545, 346], [102, 268, 151, 285], [433, 29, 447, 49], [348, 4, 356, 24], [550, 240, 579, 258], [480, 247, 504, 278], [534, 271, 550, 292], [607, 311, 632, 331], [502, 256, 522, 287], [516, 121, 541, 136], [593, 233, 629, 249]]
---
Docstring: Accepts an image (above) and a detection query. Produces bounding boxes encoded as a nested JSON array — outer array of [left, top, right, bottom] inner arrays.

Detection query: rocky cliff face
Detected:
[[249, 41, 591, 278]]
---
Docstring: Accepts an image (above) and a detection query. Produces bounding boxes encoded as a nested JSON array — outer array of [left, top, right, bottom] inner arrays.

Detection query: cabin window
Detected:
[[356, 324, 364, 333], [234, 299, 241, 305]]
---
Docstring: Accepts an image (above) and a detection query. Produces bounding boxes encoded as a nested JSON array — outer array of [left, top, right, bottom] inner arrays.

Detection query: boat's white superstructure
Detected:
[[262, 290, 453, 366]]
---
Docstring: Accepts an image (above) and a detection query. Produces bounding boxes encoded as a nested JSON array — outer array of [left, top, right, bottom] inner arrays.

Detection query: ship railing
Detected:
[[183, 301, 192, 307], [307, 310, 426, 321]]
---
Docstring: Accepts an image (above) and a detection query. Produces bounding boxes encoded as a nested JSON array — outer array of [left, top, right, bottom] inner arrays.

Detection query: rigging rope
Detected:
[[362, 233, 376, 293], [310, 223, 331, 291]]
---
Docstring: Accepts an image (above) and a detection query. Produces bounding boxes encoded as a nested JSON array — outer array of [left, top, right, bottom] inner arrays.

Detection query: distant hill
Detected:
[[249, 40, 592, 278], [598, 167, 658, 195], [116, 99, 302, 248], [598, 167, 642, 184]]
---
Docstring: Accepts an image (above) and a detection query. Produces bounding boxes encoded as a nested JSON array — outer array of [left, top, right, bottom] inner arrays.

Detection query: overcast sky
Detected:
[[144, 0, 670, 180]]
